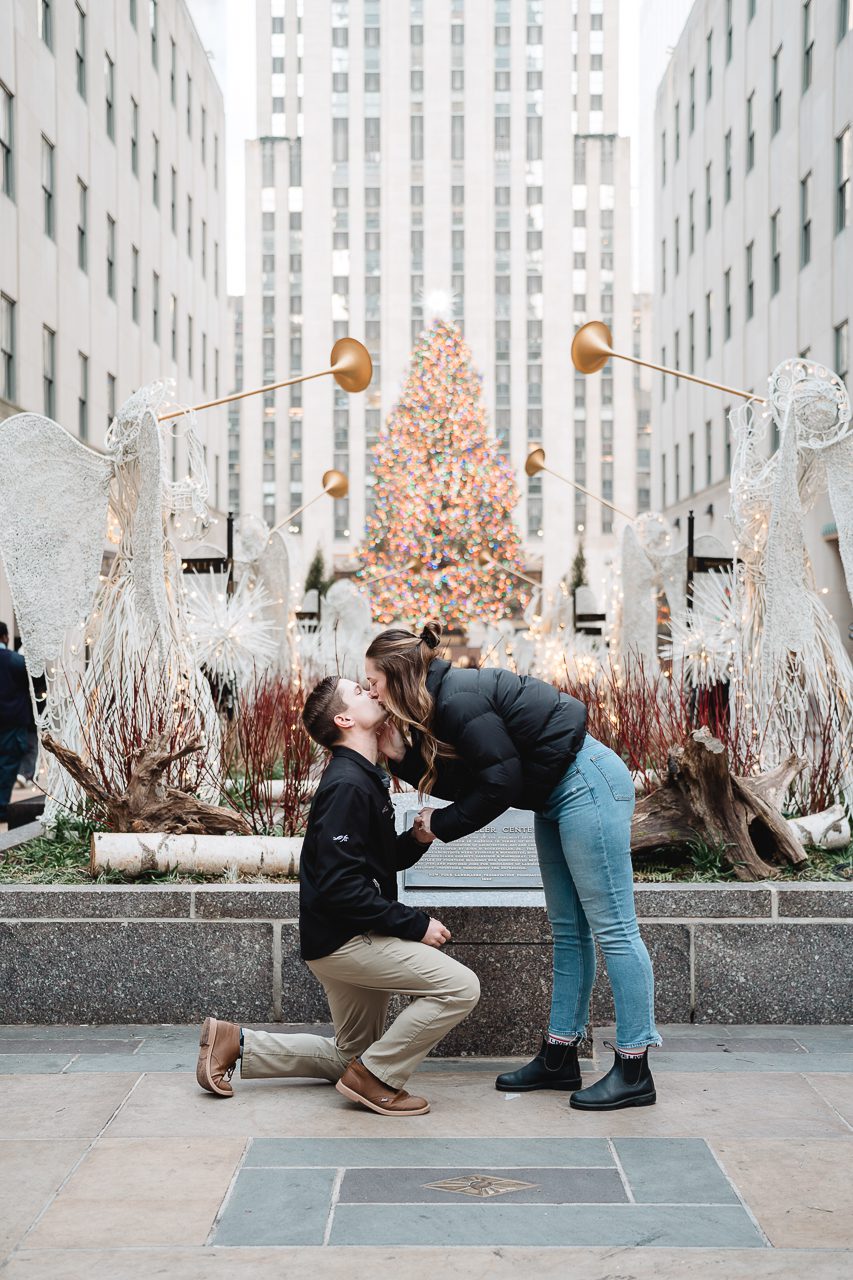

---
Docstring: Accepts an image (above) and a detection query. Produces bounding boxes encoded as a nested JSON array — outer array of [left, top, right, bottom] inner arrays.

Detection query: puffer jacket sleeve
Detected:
[[428, 696, 524, 842]]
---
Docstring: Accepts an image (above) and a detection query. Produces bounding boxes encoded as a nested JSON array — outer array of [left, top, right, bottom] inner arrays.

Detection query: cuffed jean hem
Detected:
[[615, 1034, 663, 1052]]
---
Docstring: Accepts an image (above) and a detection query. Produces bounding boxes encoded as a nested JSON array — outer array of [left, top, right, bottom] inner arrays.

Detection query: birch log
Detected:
[[91, 832, 301, 877]]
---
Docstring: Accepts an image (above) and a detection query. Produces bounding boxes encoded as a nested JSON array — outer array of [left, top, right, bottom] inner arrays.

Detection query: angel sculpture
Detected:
[[728, 358, 853, 807], [298, 578, 377, 682], [611, 512, 730, 671], [183, 513, 295, 690], [0, 382, 221, 818]]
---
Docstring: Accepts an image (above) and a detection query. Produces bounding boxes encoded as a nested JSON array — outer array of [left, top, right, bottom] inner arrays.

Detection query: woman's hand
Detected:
[[376, 717, 406, 762], [413, 807, 435, 845]]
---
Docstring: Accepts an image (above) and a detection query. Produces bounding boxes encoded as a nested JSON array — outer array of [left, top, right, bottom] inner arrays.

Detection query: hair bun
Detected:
[[419, 621, 442, 650]]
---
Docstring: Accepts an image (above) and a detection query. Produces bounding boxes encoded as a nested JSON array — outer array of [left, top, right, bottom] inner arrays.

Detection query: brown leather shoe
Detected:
[[335, 1058, 430, 1116], [196, 1017, 241, 1097]]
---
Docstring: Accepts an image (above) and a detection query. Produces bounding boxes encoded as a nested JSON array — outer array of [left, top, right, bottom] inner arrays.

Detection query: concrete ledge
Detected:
[[0, 882, 850, 1050]]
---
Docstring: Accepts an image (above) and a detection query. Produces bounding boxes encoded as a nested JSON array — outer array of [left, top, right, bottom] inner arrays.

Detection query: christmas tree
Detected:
[[360, 318, 529, 628]]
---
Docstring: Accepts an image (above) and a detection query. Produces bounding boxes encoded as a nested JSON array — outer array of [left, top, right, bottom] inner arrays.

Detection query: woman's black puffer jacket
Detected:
[[392, 658, 587, 843]]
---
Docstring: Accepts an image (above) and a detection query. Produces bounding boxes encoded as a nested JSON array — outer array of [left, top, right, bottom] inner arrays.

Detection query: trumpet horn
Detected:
[[271, 468, 349, 534], [158, 338, 373, 422], [571, 320, 765, 404], [524, 446, 632, 520]]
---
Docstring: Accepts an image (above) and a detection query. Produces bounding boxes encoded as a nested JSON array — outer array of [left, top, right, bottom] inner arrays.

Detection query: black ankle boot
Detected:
[[495, 1037, 582, 1092], [569, 1044, 656, 1110]]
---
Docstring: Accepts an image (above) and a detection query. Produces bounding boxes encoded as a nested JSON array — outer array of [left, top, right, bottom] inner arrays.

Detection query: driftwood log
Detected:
[[631, 727, 809, 880], [42, 732, 251, 836], [91, 831, 299, 877]]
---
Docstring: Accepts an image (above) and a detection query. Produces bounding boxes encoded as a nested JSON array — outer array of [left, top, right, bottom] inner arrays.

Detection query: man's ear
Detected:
[[333, 711, 354, 732]]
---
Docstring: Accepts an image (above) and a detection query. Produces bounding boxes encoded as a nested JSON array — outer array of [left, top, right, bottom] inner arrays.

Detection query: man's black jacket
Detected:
[[392, 659, 588, 844], [299, 746, 430, 961]]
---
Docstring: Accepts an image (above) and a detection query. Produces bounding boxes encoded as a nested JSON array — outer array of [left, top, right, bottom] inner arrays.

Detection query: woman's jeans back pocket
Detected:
[[589, 749, 635, 802]]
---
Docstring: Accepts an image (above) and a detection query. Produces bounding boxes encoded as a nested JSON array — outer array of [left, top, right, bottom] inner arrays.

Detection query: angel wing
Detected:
[[0, 414, 113, 675]]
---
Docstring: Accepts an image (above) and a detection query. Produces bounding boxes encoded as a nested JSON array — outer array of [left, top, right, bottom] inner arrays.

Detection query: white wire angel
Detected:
[[0, 381, 222, 818]]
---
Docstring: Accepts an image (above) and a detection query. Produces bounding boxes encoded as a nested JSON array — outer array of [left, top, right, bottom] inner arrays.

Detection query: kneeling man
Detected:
[[196, 675, 480, 1116]]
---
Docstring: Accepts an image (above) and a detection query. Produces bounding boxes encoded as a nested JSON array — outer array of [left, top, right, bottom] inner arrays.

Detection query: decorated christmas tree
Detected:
[[360, 318, 529, 628]]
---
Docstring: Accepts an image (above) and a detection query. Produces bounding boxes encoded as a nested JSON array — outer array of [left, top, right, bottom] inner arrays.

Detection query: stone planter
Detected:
[[0, 881, 850, 1054]]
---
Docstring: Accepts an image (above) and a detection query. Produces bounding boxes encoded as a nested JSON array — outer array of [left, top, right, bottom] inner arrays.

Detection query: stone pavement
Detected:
[[1, 1024, 852, 1278]]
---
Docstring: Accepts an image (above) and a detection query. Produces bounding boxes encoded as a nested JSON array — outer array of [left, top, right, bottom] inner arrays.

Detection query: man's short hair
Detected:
[[0, 621, 8, 642], [302, 675, 347, 749]]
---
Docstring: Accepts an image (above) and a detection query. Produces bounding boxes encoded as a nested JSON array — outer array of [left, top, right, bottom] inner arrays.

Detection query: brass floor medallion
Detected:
[[423, 1174, 538, 1199]]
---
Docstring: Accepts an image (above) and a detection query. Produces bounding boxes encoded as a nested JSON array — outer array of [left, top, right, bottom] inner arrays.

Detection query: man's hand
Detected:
[[421, 916, 451, 948], [376, 717, 406, 762], [412, 808, 436, 845]]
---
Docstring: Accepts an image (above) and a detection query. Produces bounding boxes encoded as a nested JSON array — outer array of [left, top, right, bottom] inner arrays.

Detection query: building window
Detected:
[[726, 0, 733, 62], [688, 312, 695, 373], [746, 92, 755, 170], [187, 314, 193, 376], [689, 68, 695, 132], [1, 294, 15, 402], [106, 372, 115, 430], [75, 3, 86, 98], [725, 130, 732, 202], [152, 134, 159, 205], [130, 0, 137, 26], [527, 116, 541, 162], [105, 54, 115, 139], [662, 347, 667, 401], [800, 173, 812, 266], [410, 115, 423, 161], [131, 245, 139, 322], [0, 83, 12, 199], [201, 219, 207, 277], [170, 166, 177, 232], [130, 97, 138, 174], [42, 325, 55, 417], [333, 117, 349, 162], [106, 214, 116, 298], [705, 162, 712, 229], [170, 37, 176, 104], [495, 115, 510, 156], [772, 46, 782, 134], [187, 195, 192, 256], [689, 431, 695, 495], [836, 127, 851, 232], [150, 0, 158, 66], [170, 294, 177, 360], [705, 291, 712, 358], [674, 443, 681, 501], [835, 320, 849, 381], [214, 133, 219, 188], [41, 136, 54, 238], [674, 217, 680, 273], [661, 130, 666, 186], [186, 74, 192, 135], [78, 352, 88, 441], [201, 105, 206, 165], [365, 116, 381, 162], [841, 0, 853, 42], [39, 0, 53, 50], [661, 239, 666, 292], [77, 179, 87, 271], [749, 0, 756, 17], [706, 29, 713, 100], [746, 242, 755, 319], [689, 190, 695, 253], [770, 211, 781, 295], [674, 101, 680, 159], [214, 240, 219, 296], [705, 419, 713, 485], [802, 1, 814, 90], [724, 267, 732, 339], [152, 271, 160, 343]]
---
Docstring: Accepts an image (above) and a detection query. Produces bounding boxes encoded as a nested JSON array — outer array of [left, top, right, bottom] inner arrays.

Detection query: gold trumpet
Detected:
[[158, 337, 373, 422], [571, 320, 766, 404], [272, 469, 349, 534], [525, 446, 633, 520]]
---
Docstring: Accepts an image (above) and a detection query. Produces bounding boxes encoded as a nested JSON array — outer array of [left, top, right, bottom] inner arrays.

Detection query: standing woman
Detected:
[[365, 621, 661, 1111]]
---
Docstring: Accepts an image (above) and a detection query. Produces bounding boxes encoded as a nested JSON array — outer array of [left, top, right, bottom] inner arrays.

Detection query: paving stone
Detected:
[[634, 887, 773, 919], [65, 1053, 198, 1073], [327, 1202, 765, 1247], [694, 923, 853, 1022], [658, 1036, 805, 1054], [212, 1167, 336, 1246], [613, 1138, 739, 1204], [803, 1073, 853, 1125], [2, 1075, 136, 1140], [590, 925, 692, 1025], [775, 887, 853, 918], [0, 1054, 73, 1073], [0, 886, 190, 918], [0, 921, 275, 1023], [647, 1052, 853, 1074], [0, 1023, 171, 1040], [338, 1165, 627, 1205], [0, 1139, 90, 1256], [245, 1136, 614, 1169], [713, 1138, 853, 1248], [0, 1038, 143, 1055], [194, 887, 300, 919]]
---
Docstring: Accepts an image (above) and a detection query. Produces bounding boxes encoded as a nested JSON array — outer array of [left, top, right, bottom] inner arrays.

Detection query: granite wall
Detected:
[[1, 883, 850, 1052]]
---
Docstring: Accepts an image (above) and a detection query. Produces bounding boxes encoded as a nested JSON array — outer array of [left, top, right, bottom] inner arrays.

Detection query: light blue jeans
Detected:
[[535, 734, 661, 1051]]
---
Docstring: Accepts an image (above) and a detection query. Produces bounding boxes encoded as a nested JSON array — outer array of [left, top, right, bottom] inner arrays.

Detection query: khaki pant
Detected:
[[241, 932, 480, 1091]]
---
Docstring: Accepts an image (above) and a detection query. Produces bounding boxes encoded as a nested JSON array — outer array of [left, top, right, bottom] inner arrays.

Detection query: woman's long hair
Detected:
[[365, 620, 456, 795]]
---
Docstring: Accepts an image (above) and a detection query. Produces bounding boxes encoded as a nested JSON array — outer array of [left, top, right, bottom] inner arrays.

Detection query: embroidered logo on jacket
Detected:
[[333, 834, 350, 843]]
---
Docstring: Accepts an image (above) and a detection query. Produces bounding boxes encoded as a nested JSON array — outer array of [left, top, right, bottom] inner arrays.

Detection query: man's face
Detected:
[[335, 679, 387, 734]]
